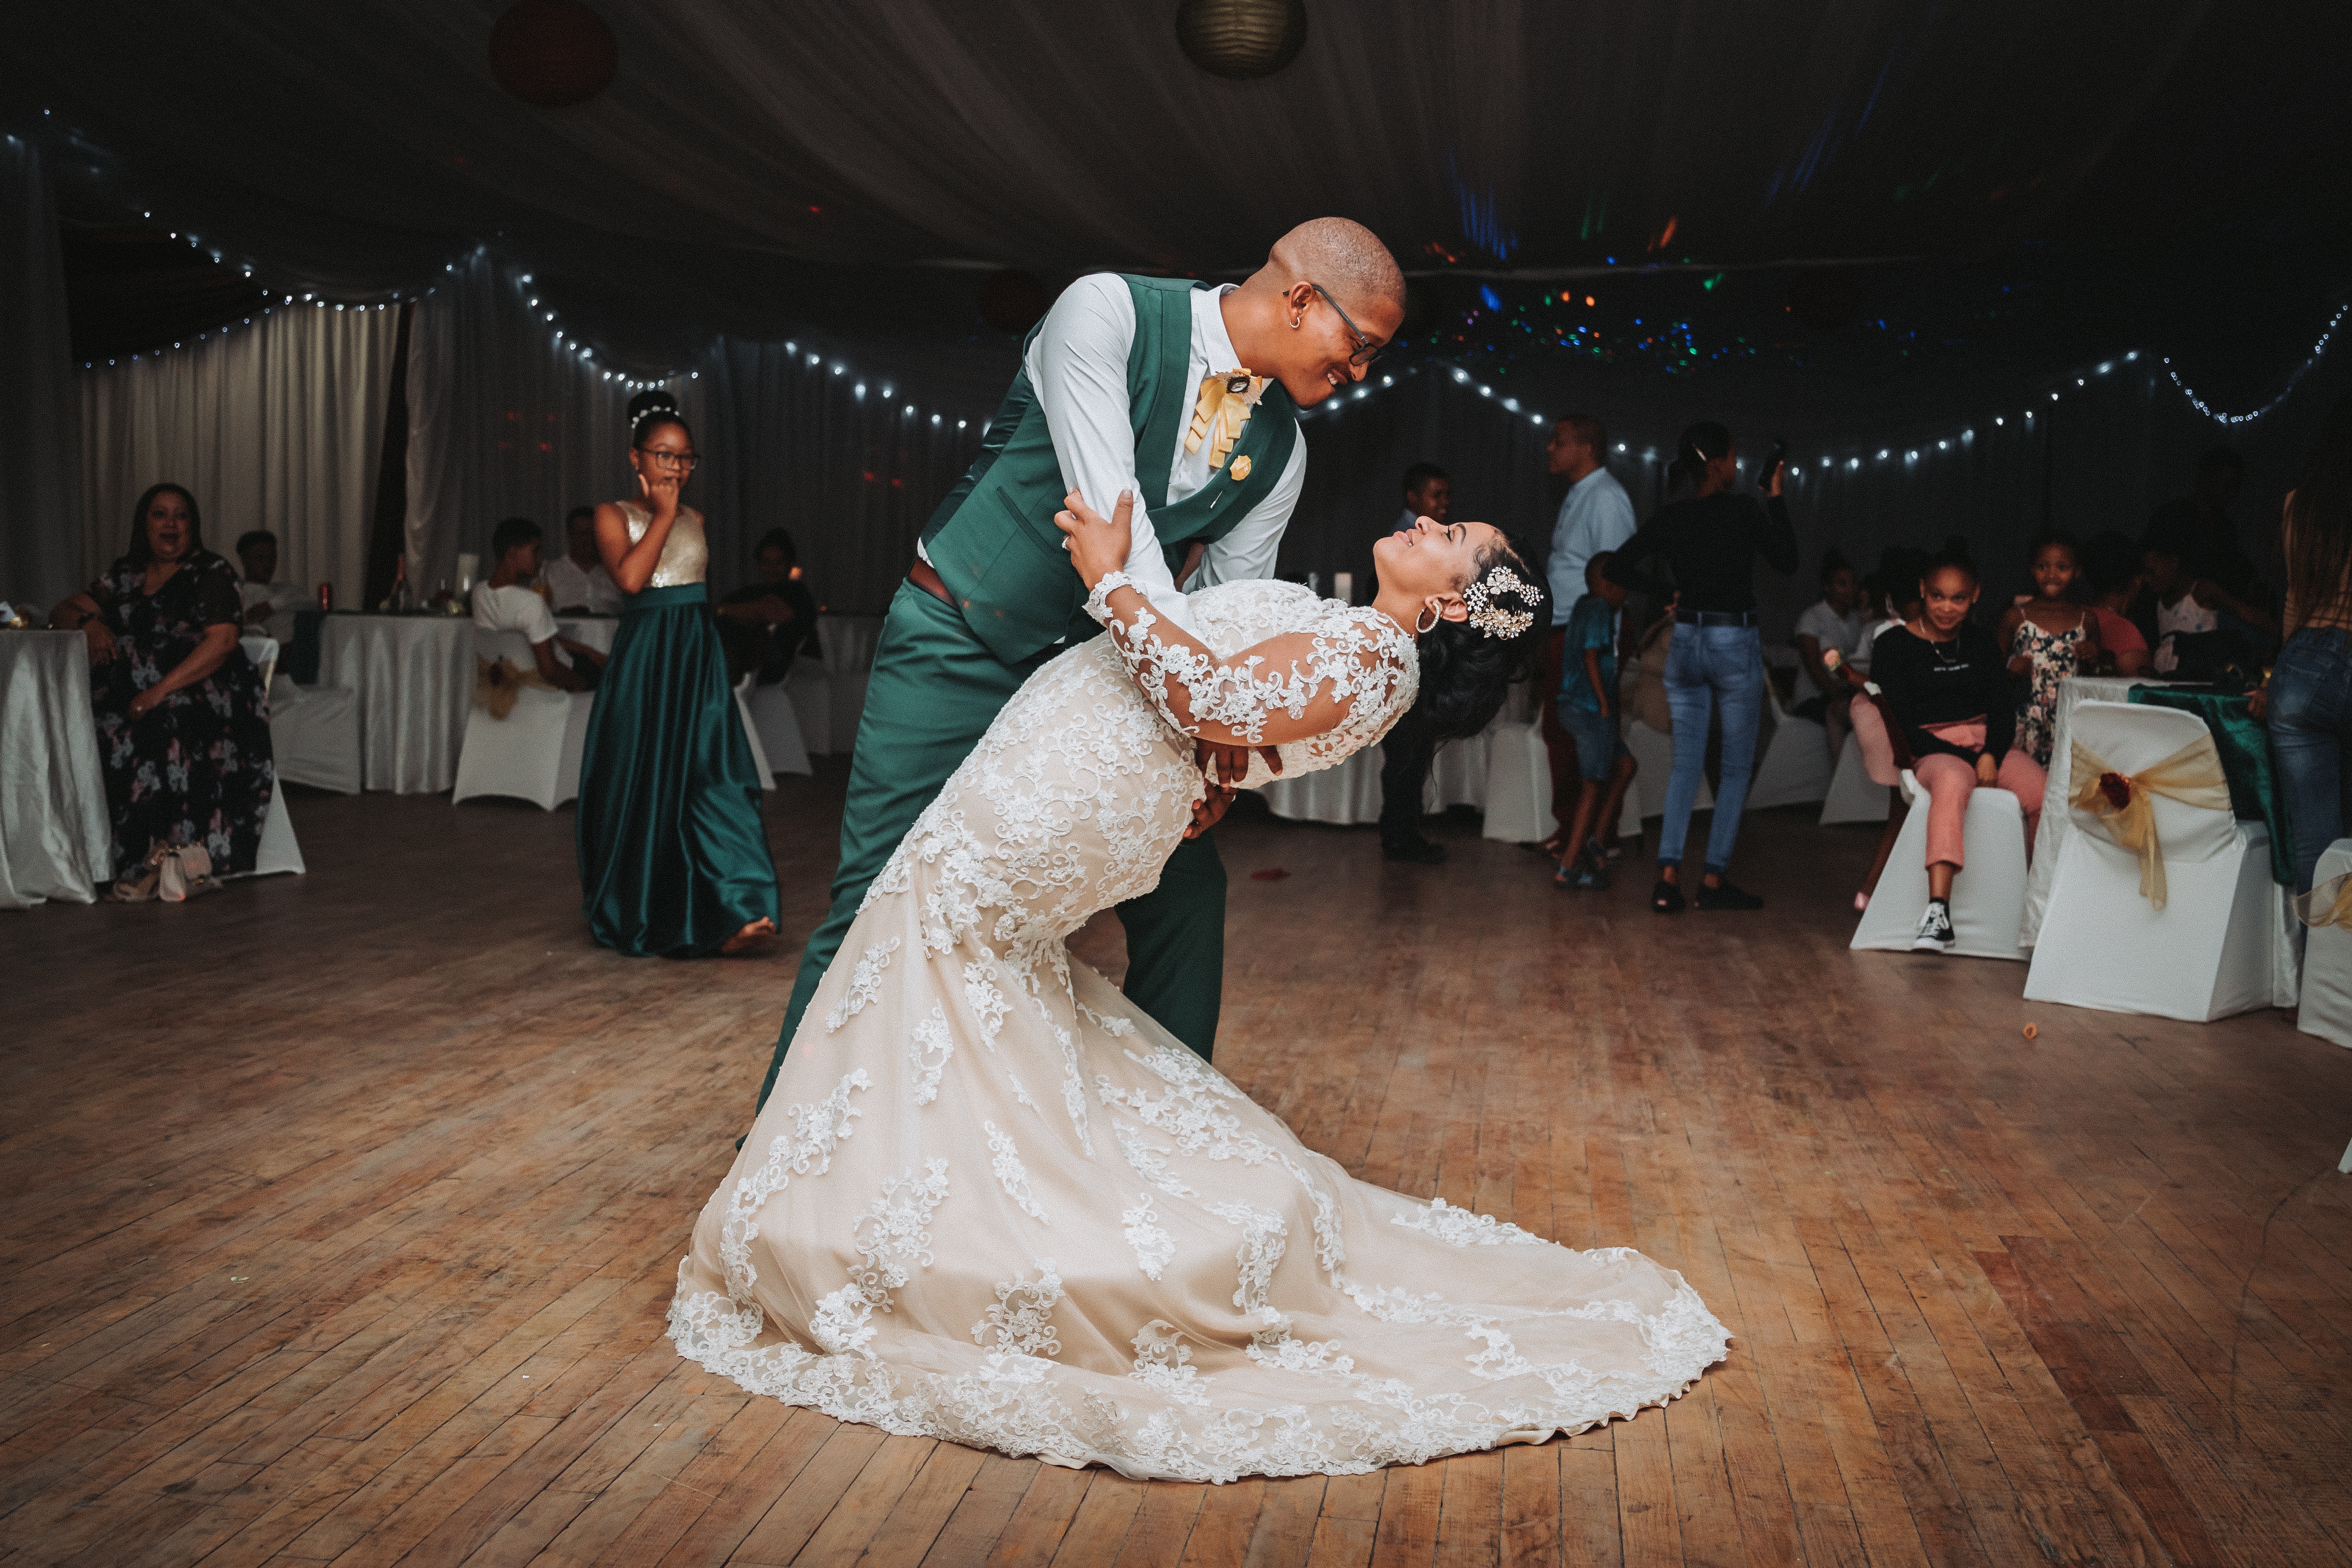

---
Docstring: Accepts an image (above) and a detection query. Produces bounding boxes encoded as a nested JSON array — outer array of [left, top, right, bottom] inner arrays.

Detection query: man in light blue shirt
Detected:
[[1537, 416, 1636, 845], [1546, 416, 1636, 610]]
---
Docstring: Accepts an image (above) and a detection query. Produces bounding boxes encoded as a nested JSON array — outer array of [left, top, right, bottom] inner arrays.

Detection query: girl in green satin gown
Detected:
[[577, 392, 780, 957]]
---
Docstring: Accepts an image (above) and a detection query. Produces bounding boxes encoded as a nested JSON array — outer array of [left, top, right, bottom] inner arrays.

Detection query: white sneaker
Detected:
[[1911, 900, 1955, 953]]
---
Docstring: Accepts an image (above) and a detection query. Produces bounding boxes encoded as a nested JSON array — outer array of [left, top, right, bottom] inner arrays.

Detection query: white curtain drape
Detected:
[[76, 301, 398, 603], [402, 256, 985, 612], [0, 138, 83, 611]]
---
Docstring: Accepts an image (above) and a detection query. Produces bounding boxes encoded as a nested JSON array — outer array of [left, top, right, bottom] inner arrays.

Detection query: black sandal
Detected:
[[1651, 878, 1684, 914]]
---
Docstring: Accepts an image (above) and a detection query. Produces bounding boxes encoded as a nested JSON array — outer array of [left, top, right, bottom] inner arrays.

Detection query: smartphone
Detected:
[[1759, 438, 1789, 489]]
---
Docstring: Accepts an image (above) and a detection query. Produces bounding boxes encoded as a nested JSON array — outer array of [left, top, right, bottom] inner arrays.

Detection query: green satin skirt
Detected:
[[577, 583, 779, 957]]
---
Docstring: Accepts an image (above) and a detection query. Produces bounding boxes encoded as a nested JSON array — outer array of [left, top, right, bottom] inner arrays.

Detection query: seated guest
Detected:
[[1553, 554, 1638, 890], [2078, 531, 2149, 675], [717, 527, 821, 684], [540, 505, 624, 615], [234, 529, 305, 630], [1995, 532, 2099, 766], [49, 483, 274, 887], [2147, 446, 2259, 603], [1870, 543, 2046, 953], [1792, 546, 1864, 759], [472, 517, 604, 693], [2141, 527, 2275, 674]]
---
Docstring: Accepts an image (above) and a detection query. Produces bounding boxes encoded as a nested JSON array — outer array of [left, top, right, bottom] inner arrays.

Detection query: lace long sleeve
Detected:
[[1083, 572, 1415, 752]]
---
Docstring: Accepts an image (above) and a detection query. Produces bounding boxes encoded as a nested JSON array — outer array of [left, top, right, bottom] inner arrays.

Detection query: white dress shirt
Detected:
[[923, 274, 1307, 632], [1546, 466, 1637, 614], [540, 554, 623, 615]]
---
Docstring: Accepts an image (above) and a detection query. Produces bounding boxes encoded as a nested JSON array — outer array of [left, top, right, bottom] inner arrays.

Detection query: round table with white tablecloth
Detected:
[[0, 630, 114, 908], [315, 614, 476, 794], [2018, 674, 2166, 945]]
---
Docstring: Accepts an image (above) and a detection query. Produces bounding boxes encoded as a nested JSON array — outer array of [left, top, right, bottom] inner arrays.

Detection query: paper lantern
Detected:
[[978, 270, 1055, 334], [489, 0, 618, 108], [1175, 0, 1308, 80]]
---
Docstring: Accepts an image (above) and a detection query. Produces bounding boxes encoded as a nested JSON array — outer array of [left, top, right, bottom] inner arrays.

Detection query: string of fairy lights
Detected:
[[1307, 293, 2348, 478], [75, 227, 973, 431]]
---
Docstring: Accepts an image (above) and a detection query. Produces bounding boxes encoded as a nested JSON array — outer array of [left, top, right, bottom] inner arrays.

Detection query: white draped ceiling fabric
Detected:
[[77, 303, 398, 603], [404, 256, 985, 611]]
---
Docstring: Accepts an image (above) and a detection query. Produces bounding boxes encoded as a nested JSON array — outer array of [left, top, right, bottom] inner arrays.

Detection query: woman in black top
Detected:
[[1605, 422, 1798, 913], [1869, 546, 2047, 952]]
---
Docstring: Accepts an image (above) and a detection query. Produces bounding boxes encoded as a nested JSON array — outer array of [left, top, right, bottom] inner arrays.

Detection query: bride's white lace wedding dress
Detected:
[[669, 580, 1728, 1482]]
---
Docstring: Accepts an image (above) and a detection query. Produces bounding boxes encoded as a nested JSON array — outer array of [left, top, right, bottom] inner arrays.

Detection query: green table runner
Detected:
[[2127, 686, 2293, 885]]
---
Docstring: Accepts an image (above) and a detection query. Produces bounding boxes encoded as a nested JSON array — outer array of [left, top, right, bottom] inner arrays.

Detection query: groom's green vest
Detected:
[[921, 276, 1300, 665]]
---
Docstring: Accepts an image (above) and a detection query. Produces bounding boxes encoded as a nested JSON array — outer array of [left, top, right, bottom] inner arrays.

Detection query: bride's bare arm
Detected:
[[1057, 491, 1405, 748]]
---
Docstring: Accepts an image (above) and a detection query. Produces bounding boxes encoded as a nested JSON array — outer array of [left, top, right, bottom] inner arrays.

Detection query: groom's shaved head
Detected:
[[1263, 218, 1405, 317]]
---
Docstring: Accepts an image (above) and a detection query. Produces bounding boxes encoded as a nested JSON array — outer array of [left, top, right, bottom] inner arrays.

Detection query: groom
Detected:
[[756, 218, 1405, 1109]]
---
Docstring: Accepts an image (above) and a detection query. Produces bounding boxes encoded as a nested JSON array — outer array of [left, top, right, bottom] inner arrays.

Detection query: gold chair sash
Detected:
[[2066, 733, 2230, 909], [472, 654, 556, 719], [2294, 870, 2352, 930]]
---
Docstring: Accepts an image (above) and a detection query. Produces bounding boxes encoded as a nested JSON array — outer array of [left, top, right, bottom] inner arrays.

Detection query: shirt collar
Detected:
[[1194, 282, 1243, 372], [1568, 465, 1613, 498]]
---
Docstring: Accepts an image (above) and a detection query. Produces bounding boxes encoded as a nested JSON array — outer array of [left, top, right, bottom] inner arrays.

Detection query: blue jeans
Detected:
[[1660, 623, 1763, 875], [2268, 626, 2352, 893]]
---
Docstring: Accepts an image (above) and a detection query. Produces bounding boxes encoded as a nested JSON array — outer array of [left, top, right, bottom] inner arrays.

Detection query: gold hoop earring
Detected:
[[1415, 604, 1440, 635]]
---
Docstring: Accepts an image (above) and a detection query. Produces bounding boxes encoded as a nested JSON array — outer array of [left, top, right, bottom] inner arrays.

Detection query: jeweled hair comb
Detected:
[[1464, 566, 1540, 640]]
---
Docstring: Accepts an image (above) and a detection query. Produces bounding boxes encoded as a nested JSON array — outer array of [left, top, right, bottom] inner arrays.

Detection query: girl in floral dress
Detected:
[[1997, 532, 2100, 766]]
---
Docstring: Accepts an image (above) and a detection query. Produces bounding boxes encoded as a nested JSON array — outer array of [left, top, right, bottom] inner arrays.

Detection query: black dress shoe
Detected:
[[1694, 879, 1764, 910], [1383, 837, 1449, 864], [1651, 878, 1685, 913]]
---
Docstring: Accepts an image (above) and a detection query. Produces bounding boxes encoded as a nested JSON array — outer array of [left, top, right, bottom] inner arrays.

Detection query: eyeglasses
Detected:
[[635, 448, 699, 471], [1310, 282, 1385, 367]]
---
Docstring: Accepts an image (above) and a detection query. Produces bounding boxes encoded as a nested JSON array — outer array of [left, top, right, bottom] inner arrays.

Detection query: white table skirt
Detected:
[[818, 615, 883, 674], [2020, 675, 2164, 945], [0, 631, 114, 908], [316, 615, 476, 794], [1258, 716, 1499, 828], [557, 615, 619, 655]]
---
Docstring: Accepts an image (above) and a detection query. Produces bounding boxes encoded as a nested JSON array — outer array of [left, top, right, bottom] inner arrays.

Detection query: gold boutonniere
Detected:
[[1185, 369, 1265, 472]]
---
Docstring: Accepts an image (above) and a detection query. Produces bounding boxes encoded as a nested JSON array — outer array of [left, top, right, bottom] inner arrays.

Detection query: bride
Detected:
[[670, 491, 1729, 1482]]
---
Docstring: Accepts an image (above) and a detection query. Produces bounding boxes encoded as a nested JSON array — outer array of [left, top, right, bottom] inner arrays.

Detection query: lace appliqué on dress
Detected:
[[984, 1121, 1048, 1221], [973, 1262, 1064, 1357], [1391, 1196, 1552, 1247], [827, 938, 901, 1032]]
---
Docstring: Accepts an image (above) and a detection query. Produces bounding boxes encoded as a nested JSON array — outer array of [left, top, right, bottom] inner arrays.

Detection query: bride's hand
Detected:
[[1054, 488, 1132, 588]]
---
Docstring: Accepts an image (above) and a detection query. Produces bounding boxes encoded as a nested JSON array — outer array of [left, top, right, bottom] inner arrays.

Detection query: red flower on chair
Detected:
[[2097, 771, 2131, 811]]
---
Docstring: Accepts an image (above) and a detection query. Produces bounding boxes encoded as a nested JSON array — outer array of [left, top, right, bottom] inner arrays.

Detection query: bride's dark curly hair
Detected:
[[1420, 537, 1549, 740]]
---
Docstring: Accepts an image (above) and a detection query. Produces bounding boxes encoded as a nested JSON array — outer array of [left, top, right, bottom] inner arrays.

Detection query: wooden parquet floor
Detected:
[[3, 769, 2349, 1568]]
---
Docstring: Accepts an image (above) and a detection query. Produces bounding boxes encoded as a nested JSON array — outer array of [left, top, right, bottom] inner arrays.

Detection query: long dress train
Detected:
[[670, 581, 1728, 1481]]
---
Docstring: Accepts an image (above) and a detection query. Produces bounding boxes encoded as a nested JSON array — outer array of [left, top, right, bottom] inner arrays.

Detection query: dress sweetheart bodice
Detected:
[[618, 501, 709, 588]]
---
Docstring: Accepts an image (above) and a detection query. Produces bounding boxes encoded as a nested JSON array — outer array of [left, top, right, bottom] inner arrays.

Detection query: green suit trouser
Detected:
[[755, 580, 1225, 1111]]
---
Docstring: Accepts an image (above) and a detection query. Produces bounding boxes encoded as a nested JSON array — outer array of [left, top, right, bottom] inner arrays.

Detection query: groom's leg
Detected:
[[1115, 831, 1226, 1061], [757, 582, 1029, 1111]]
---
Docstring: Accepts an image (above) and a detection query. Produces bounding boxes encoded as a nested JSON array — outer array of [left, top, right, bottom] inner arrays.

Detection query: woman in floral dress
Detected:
[[49, 483, 274, 880]]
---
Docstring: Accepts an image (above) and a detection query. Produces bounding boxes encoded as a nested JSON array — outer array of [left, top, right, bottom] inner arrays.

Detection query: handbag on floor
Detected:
[[111, 842, 219, 903]]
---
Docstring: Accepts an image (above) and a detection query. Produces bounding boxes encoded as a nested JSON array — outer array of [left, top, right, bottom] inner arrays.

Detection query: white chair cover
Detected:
[[1624, 718, 1711, 820], [1746, 681, 1835, 811], [733, 675, 779, 789], [785, 655, 834, 755], [747, 682, 814, 776], [1851, 769, 2031, 959], [451, 631, 595, 810], [248, 785, 306, 877], [1479, 720, 1551, 843], [1818, 735, 1890, 825], [2298, 838, 2352, 1051], [2023, 702, 2292, 1020]]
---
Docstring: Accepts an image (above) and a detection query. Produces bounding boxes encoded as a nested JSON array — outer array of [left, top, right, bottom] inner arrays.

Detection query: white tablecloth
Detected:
[[1258, 717, 1498, 828], [2020, 675, 2164, 944], [0, 631, 113, 908], [557, 615, 619, 655], [316, 615, 476, 794], [818, 615, 883, 674]]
